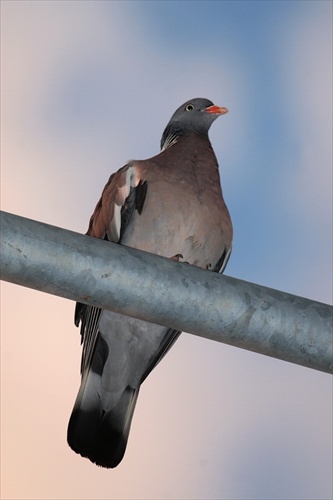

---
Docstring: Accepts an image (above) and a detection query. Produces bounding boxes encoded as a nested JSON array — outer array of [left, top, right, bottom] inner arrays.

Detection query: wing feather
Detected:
[[87, 162, 145, 241], [216, 244, 232, 274], [75, 162, 147, 376]]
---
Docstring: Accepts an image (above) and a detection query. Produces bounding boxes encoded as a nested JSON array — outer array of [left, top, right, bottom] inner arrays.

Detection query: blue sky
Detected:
[[1, 1, 332, 499]]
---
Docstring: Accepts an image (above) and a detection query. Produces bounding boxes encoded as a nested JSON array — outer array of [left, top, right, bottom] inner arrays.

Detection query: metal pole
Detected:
[[1, 210, 332, 374]]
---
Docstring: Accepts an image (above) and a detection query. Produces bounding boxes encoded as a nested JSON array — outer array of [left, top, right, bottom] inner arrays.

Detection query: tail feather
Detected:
[[67, 336, 139, 468], [68, 311, 181, 468], [68, 386, 139, 468]]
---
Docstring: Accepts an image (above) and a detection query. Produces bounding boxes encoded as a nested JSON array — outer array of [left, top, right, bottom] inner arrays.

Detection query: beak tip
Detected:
[[205, 105, 228, 116]]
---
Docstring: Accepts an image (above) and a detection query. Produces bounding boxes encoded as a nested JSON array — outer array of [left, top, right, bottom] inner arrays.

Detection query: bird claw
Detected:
[[170, 254, 184, 262], [170, 254, 190, 265]]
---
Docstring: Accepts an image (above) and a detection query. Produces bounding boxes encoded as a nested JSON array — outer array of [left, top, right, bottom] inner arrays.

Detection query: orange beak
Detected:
[[205, 105, 228, 115]]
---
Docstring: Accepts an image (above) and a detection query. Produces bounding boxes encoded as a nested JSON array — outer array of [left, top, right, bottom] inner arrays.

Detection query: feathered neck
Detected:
[[160, 123, 209, 152]]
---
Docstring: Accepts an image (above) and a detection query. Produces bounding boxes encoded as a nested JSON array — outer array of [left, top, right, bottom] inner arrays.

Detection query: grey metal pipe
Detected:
[[1, 210, 332, 374]]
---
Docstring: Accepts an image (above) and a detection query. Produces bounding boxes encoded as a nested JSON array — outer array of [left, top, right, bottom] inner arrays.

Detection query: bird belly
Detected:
[[120, 185, 226, 269]]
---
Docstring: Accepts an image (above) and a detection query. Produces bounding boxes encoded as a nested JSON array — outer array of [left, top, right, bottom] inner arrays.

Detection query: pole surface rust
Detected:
[[1, 210, 332, 374]]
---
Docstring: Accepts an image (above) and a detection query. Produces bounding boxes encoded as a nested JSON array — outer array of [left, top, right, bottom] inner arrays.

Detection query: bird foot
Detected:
[[169, 254, 190, 265], [170, 254, 184, 262]]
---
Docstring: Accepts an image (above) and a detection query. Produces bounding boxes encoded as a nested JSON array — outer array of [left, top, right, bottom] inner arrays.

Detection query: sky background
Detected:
[[1, 1, 332, 499]]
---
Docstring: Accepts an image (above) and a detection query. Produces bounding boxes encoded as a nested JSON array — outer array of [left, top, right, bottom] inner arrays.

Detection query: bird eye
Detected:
[[185, 104, 194, 112]]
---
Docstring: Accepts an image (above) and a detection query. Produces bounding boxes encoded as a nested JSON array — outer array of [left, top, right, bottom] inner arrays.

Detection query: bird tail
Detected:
[[67, 337, 139, 468]]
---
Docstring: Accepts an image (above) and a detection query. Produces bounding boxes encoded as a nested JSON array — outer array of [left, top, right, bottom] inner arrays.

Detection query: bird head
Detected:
[[161, 98, 228, 151]]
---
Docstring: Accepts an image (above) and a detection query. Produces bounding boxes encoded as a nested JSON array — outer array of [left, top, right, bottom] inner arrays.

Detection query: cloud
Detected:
[[1, 0, 248, 234], [281, 2, 332, 221], [277, 3, 332, 302]]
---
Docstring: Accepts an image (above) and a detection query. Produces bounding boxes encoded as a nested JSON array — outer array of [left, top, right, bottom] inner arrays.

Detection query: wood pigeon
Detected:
[[67, 97, 233, 468]]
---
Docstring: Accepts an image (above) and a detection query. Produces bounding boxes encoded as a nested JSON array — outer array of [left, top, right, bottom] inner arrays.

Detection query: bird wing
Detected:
[[216, 244, 233, 274], [74, 162, 149, 374], [86, 161, 147, 242]]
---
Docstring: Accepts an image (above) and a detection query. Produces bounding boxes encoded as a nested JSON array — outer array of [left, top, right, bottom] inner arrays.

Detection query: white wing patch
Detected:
[[109, 164, 142, 242], [110, 205, 122, 242]]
